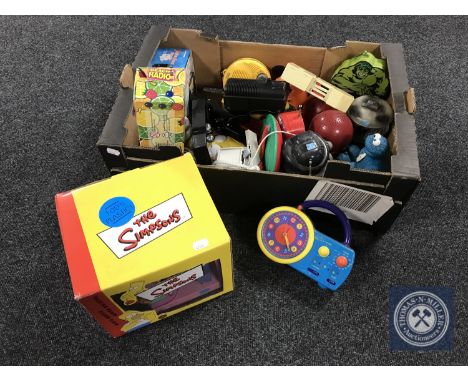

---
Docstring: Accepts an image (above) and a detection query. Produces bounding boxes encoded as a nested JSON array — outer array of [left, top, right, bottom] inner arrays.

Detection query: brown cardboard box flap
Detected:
[[119, 64, 134, 89]]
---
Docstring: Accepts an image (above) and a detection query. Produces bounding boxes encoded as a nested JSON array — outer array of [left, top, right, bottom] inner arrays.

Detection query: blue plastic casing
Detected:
[[289, 229, 355, 291]]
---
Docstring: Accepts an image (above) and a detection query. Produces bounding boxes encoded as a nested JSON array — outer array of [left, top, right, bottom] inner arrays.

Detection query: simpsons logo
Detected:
[[98, 193, 192, 258], [137, 265, 204, 301]]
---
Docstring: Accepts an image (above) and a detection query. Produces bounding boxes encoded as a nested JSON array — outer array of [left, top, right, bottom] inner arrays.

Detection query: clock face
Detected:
[[257, 207, 314, 264]]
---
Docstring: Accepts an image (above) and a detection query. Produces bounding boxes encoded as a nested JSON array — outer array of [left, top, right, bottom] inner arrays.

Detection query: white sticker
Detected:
[[192, 239, 209, 251], [306, 181, 394, 225], [97, 193, 192, 259], [106, 147, 121, 156], [137, 265, 204, 301]]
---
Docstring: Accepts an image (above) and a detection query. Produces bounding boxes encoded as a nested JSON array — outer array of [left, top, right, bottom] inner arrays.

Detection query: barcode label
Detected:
[[315, 183, 380, 213], [307, 181, 394, 225]]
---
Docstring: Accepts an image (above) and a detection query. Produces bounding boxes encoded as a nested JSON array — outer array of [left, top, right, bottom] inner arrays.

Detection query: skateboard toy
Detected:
[[257, 200, 355, 291]]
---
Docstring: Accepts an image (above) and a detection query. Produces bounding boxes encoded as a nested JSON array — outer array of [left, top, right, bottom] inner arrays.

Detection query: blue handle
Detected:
[[299, 200, 352, 247]]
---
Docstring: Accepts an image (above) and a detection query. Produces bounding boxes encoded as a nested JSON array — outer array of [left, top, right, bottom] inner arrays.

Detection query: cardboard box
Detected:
[[55, 154, 233, 337], [97, 26, 420, 232], [134, 48, 193, 150]]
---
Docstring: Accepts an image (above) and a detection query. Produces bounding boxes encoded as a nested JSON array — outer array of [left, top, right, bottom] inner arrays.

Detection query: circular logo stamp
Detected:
[[99, 196, 135, 228], [393, 291, 450, 347]]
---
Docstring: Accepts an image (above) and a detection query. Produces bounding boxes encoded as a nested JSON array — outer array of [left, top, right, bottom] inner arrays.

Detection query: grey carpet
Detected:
[[0, 16, 467, 365]]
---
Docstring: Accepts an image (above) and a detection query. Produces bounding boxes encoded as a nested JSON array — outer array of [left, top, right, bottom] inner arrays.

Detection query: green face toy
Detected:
[[331, 51, 390, 99]]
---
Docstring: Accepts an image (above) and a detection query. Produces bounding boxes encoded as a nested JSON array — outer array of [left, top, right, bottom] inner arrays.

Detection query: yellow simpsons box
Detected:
[[55, 154, 233, 337]]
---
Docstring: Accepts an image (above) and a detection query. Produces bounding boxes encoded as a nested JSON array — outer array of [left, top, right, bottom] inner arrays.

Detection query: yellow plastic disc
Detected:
[[222, 57, 271, 88]]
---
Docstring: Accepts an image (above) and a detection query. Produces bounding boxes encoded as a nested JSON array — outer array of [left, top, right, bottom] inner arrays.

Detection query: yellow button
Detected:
[[318, 246, 330, 257]]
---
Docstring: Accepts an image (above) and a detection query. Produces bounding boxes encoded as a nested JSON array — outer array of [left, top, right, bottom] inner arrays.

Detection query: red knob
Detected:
[[336, 256, 348, 268]]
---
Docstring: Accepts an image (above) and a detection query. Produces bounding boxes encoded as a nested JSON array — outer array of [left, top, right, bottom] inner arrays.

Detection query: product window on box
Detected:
[[111, 260, 223, 315]]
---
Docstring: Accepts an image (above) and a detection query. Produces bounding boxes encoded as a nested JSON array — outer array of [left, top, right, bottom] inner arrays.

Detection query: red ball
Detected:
[[311, 110, 354, 155], [303, 97, 334, 127]]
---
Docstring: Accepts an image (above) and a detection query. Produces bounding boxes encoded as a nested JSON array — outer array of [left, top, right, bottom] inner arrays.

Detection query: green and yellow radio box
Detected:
[[133, 48, 194, 151]]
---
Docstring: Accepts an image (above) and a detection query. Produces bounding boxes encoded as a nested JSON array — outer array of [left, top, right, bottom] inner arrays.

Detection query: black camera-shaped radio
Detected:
[[223, 78, 289, 115]]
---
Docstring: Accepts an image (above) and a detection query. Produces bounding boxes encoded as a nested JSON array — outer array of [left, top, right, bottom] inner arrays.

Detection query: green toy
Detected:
[[331, 51, 390, 99], [260, 114, 283, 172]]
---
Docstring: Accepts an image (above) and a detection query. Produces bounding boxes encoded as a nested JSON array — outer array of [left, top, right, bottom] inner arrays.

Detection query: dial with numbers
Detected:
[[257, 206, 315, 264]]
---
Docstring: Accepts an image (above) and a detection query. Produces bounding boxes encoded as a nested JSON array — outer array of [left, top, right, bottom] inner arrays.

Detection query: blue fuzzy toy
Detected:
[[337, 144, 361, 162], [352, 133, 389, 171]]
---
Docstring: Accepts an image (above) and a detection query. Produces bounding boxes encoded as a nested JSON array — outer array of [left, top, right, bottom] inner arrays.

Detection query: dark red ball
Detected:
[[311, 110, 354, 155], [303, 97, 334, 127]]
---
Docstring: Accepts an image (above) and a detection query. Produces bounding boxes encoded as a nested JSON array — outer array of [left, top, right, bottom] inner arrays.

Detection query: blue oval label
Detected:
[[99, 197, 135, 227]]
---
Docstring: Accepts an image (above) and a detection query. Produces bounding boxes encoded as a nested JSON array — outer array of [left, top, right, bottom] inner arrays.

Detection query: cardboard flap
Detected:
[[97, 88, 132, 147], [133, 25, 171, 69], [345, 40, 381, 55], [119, 64, 134, 89], [380, 43, 420, 181], [324, 160, 391, 186], [405, 87, 416, 113], [159, 28, 221, 88], [390, 113, 420, 179], [380, 43, 410, 113]]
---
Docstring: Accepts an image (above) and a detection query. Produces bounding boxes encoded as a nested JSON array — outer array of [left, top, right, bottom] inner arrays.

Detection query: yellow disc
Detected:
[[222, 57, 271, 88], [318, 246, 330, 258], [257, 206, 315, 265]]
